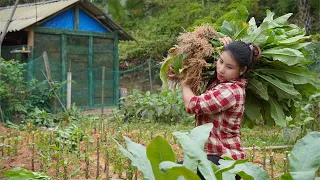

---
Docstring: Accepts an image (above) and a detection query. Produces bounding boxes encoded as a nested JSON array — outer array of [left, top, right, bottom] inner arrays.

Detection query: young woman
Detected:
[[182, 38, 261, 179]]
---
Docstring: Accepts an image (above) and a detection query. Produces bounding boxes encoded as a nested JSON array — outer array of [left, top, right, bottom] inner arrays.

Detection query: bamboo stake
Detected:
[[31, 132, 35, 171], [56, 148, 60, 179], [270, 153, 274, 178], [7, 138, 11, 157], [262, 142, 266, 170], [14, 137, 18, 156], [252, 144, 255, 162], [283, 157, 287, 173], [104, 144, 109, 179], [85, 138, 89, 179], [285, 151, 290, 172], [63, 160, 68, 180], [41, 70, 66, 111], [96, 137, 100, 179], [1, 136, 4, 156]]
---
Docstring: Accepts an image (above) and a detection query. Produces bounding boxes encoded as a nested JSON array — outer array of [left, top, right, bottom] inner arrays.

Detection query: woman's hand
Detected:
[[167, 66, 182, 80], [219, 37, 233, 46]]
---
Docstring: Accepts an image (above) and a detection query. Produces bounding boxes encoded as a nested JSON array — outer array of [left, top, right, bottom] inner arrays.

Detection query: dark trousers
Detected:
[[178, 155, 241, 180]]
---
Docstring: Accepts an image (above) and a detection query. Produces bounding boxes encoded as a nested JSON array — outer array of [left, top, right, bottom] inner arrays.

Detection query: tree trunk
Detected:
[[0, 0, 20, 57], [299, 0, 311, 35]]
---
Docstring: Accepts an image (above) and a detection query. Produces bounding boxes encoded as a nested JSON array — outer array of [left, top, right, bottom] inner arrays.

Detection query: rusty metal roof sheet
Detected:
[[0, 0, 134, 40]]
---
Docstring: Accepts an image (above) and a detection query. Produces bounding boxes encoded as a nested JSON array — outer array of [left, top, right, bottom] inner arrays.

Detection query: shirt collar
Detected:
[[216, 78, 248, 87]]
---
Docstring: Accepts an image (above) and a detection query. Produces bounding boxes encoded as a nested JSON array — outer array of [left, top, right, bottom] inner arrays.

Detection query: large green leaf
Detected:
[[235, 5, 249, 22], [289, 132, 320, 174], [285, 42, 311, 50], [255, 63, 317, 85], [113, 137, 155, 180], [215, 159, 247, 179], [244, 92, 262, 121], [1, 167, 50, 180], [268, 13, 292, 29], [221, 21, 234, 38], [295, 83, 318, 99], [247, 17, 257, 32], [172, 54, 187, 75], [184, 123, 214, 173], [146, 136, 175, 179], [188, 123, 213, 150], [243, 24, 269, 46], [256, 74, 301, 100], [173, 127, 217, 180], [280, 172, 293, 180], [159, 161, 201, 180], [278, 35, 307, 45], [160, 56, 175, 89], [290, 171, 317, 180], [262, 48, 305, 66], [228, 162, 270, 180], [268, 97, 286, 127], [246, 77, 269, 100], [261, 101, 274, 127]]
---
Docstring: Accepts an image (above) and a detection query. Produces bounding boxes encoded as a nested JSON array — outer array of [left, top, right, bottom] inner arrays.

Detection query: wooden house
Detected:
[[0, 0, 134, 109]]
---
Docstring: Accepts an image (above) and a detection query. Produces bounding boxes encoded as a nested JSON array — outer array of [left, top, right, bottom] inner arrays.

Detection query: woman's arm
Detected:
[[181, 84, 195, 110]]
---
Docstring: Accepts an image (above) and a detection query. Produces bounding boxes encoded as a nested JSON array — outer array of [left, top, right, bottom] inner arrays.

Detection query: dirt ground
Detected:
[[0, 123, 287, 179]]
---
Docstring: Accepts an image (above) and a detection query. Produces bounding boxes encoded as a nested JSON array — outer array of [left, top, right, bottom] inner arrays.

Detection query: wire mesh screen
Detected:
[[119, 60, 162, 93]]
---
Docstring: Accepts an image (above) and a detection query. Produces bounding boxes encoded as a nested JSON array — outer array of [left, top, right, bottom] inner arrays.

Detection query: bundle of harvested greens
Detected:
[[160, 8, 319, 127]]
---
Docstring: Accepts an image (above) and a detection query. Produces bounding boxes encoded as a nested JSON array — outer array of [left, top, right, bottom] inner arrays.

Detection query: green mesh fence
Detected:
[[5, 51, 161, 110]]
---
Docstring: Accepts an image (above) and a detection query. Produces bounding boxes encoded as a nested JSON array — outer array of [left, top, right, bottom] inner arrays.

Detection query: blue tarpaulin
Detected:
[[40, 8, 74, 29], [40, 8, 108, 33], [79, 9, 108, 33]]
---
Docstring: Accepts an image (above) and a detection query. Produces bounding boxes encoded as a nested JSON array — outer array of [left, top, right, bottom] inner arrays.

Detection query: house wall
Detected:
[[32, 30, 117, 109]]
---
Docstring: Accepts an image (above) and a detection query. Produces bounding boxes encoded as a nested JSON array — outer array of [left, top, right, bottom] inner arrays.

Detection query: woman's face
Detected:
[[216, 51, 247, 81]]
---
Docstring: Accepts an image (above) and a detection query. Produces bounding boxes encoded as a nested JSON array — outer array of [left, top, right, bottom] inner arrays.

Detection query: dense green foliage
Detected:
[[119, 89, 192, 124], [114, 123, 320, 180], [0, 59, 71, 125], [91, 0, 320, 64]]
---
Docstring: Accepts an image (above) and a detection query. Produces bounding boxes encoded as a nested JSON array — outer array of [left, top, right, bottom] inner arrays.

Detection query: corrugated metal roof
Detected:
[[0, 0, 134, 40]]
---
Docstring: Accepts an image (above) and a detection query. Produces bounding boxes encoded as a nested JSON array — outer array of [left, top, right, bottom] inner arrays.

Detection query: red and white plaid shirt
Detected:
[[186, 78, 248, 160]]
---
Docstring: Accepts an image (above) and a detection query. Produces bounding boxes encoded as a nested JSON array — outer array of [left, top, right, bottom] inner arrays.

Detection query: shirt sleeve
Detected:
[[186, 85, 237, 114]]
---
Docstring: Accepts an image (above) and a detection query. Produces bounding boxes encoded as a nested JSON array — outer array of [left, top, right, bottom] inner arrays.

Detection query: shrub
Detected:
[[119, 89, 192, 124]]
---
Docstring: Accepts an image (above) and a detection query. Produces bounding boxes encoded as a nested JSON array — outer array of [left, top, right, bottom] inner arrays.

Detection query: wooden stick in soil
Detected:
[[283, 157, 287, 173], [31, 132, 35, 171], [96, 137, 100, 179], [7, 138, 12, 157], [262, 142, 266, 169], [104, 144, 109, 179], [285, 151, 290, 172], [14, 137, 18, 156], [56, 150, 60, 179], [1, 136, 4, 157], [270, 153, 274, 178], [252, 144, 255, 162], [85, 138, 89, 179], [63, 160, 68, 180]]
